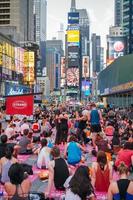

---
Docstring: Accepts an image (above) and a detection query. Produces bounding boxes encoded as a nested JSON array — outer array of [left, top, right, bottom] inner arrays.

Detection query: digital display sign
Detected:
[[67, 30, 80, 46], [82, 56, 90, 78], [68, 46, 79, 67], [61, 57, 65, 78], [107, 36, 127, 66], [67, 68, 79, 87], [68, 12, 79, 24]]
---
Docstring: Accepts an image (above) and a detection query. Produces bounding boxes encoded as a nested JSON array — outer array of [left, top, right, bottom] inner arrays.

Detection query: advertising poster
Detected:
[[67, 30, 80, 46], [28, 51, 35, 83], [61, 57, 66, 78], [82, 56, 90, 78], [6, 95, 33, 116], [107, 36, 127, 66], [60, 79, 65, 88], [0, 44, 2, 65], [68, 12, 79, 24], [67, 67, 79, 87], [68, 46, 79, 67]]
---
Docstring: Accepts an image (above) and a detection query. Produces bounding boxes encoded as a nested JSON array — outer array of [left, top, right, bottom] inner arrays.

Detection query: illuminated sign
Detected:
[[82, 56, 90, 78], [67, 30, 80, 44], [68, 46, 79, 67], [111, 81, 133, 93], [67, 68, 79, 87], [61, 57, 66, 78], [68, 12, 79, 24], [107, 36, 127, 66]]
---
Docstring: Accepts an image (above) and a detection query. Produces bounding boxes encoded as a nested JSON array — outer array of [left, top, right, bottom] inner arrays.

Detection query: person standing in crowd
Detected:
[[64, 166, 95, 200], [60, 113, 68, 144], [0, 146, 18, 184], [4, 163, 31, 199], [108, 162, 133, 200], [92, 151, 113, 192], [45, 146, 69, 198], [88, 103, 103, 148]]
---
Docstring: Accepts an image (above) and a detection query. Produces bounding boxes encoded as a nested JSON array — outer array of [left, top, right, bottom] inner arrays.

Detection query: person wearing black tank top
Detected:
[[108, 162, 133, 200], [4, 163, 31, 200], [45, 146, 69, 198]]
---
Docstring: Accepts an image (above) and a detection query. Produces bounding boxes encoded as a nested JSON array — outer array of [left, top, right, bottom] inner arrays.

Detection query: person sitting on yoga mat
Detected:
[[18, 129, 32, 155], [4, 163, 31, 200], [45, 146, 69, 198], [108, 162, 133, 200]]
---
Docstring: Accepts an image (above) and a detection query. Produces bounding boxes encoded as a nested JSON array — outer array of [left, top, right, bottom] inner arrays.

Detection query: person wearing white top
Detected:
[[20, 119, 30, 135], [37, 139, 51, 169]]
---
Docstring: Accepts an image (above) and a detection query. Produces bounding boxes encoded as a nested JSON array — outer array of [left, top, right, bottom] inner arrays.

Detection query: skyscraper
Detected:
[[34, 0, 47, 44], [0, 0, 34, 43], [122, 0, 133, 53], [70, 0, 76, 12], [92, 33, 101, 74], [77, 8, 90, 56], [34, 0, 47, 77], [114, 0, 122, 26]]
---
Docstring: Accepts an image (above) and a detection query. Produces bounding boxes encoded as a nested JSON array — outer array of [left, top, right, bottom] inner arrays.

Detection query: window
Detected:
[[0, 20, 10, 24]]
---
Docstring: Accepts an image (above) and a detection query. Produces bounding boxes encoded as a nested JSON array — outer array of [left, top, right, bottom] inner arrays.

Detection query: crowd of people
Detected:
[[0, 103, 132, 200]]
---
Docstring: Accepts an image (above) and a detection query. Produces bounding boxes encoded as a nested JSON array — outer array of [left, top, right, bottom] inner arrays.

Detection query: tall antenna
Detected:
[[70, 0, 76, 12]]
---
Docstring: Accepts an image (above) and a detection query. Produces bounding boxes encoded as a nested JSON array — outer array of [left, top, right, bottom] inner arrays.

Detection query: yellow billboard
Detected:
[[0, 44, 2, 65], [67, 30, 80, 43]]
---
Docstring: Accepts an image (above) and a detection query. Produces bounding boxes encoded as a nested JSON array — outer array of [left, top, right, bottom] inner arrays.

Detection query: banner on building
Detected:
[[107, 36, 127, 66], [68, 46, 79, 67], [67, 30, 80, 46], [68, 12, 79, 24], [82, 56, 90, 78], [6, 95, 33, 116], [61, 57, 66, 78], [67, 67, 79, 87]]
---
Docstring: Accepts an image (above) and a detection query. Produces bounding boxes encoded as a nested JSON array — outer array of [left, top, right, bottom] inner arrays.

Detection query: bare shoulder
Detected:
[[128, 181, 133, 194]]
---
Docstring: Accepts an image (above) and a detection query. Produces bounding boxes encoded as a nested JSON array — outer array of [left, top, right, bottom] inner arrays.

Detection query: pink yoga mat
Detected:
[[95, 192, 107, 200]]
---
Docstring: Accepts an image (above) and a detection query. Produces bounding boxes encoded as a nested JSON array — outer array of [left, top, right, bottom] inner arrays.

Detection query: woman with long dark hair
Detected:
[[4, 163, 31, 199], [92, 151, 113, 192], [0, 146, 18, 184], [64, 166, 95, 200]]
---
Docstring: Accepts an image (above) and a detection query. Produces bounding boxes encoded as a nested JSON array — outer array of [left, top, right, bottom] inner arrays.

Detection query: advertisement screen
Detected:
[[68, 12, 79, 24], [67, 30, 80, 45], [60, 79, 65, 88], [82, 80, 91, 96], [6, 95, 33, 116], [5, 82, 31, 96], [61, 57, 65, 78], [82, 56, 90, 78], [67, 68, 79, 87], [68, 46, 79, 67], [107, 36, 127, 66]]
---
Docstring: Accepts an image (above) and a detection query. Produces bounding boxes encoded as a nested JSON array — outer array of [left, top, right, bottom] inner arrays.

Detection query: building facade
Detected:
[[0, 0, 34, 43], [91, 33, 101, 74], [122, 0, 133, 54], [115, 0, 123, 26], [77, 9, 90, 57], [34, 0, 47, 78]]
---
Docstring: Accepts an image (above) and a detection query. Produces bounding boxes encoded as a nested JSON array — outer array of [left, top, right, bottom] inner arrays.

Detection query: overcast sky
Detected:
[[47, 0, 114, 48]]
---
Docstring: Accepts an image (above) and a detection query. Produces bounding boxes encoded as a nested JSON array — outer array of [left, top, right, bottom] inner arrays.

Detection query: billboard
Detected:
[[61, 57, 65, 78], [6, 95, 33, 116], [67, 30, 80, 46], [24, 51, 34, 83], [5, 82, 31, 96], [68, 12, 79, 24], [60, 79, 65, 88], [82, 80, 92, 96], [67, 68, 79, 87], [82, 56, 90, 78], [68, 46, 79, 67], [107, 36, 127, 66]]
